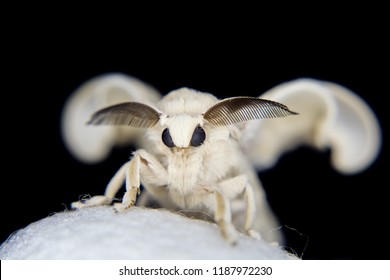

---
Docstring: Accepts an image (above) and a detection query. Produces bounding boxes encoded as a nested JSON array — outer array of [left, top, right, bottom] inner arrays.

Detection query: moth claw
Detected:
[[71, 195, 112, 209], [219, 221, 238, 245], [113, 202, 132, 213], [247, 229, 261, 240]]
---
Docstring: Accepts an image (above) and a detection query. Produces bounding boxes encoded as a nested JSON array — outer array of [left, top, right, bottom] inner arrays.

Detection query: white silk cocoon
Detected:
[[0, 206, 294, 260]]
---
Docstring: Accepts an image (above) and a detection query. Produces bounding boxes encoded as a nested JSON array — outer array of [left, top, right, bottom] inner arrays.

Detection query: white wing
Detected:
[[240, 78, 381, 174], [61, 73, 161, 164]]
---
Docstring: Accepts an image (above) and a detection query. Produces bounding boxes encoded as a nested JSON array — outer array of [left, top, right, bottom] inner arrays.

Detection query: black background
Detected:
[[2, 14, 388, 260]]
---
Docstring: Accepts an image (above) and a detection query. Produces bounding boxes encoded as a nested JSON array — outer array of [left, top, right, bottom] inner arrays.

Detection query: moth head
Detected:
[[87, 96, 297, 149], [160, 115, 205, 149]]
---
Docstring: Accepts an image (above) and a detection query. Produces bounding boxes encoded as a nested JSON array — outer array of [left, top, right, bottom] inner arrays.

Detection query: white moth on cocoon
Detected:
[[0, 207, 295, 260], [60, 74, 381, 247]]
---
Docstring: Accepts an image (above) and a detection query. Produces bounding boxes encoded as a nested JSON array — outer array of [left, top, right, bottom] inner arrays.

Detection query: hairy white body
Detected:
[[72, 88, 286, 244]]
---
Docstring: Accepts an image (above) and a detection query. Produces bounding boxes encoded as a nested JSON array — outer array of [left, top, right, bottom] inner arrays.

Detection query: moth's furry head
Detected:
[[87, 87, 297, 150], [158, 87, 218, 115]]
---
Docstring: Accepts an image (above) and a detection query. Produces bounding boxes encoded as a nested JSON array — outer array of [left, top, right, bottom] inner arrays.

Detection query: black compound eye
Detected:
[[191, 126, 206, 147], [162, 128, 175, 148]]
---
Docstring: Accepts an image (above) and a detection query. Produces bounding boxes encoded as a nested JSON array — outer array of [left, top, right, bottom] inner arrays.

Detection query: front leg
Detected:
[[71, 161, 130, 209], [72, 149, 167, 211], [114, 149, 168, 212], [204, 175, 260, 241], [214, 191, 238, 245]]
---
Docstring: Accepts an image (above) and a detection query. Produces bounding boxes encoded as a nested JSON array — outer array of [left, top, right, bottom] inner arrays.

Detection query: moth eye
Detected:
[[191, 126, 206, 147], [162, 128, 175, 148]]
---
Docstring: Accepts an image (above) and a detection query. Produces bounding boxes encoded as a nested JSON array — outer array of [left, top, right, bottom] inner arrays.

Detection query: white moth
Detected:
[[70, 85, 297, 244], [65, 74, 381, 245]]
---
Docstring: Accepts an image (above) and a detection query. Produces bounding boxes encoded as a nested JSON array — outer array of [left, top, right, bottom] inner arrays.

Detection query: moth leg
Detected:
[[214, 192, 238, 245], [114, 149, 168, 212], [212, 175, 260, 239], [71, 161, 130, 209], [243, 182, 261, 240]]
